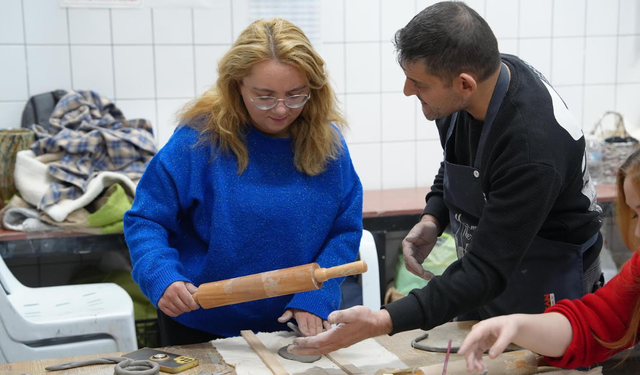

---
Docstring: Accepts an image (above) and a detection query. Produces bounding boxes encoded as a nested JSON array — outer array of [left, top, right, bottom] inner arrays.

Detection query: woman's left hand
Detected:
[[278, 308, 331, 336]]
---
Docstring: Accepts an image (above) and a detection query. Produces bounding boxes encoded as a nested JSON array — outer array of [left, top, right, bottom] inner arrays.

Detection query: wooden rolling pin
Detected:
[[415, 350, 539, 375], [192, 260, 367, 309]]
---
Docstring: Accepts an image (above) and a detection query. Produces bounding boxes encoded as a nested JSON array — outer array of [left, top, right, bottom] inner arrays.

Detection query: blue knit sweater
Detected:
[[124, 125, 363, 337]]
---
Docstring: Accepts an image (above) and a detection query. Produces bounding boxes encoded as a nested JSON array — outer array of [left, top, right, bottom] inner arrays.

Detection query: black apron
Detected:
[[443, 64, 600, 320]]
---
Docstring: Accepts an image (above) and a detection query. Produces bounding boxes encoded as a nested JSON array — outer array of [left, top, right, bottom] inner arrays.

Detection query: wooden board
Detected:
[[417, 350, 538, 375], [241, 330, 289, 375], [324, 351, 364, 375]]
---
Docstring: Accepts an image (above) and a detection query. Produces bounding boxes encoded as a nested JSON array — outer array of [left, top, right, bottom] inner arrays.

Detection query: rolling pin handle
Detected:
[[313, 260, 368, 282]]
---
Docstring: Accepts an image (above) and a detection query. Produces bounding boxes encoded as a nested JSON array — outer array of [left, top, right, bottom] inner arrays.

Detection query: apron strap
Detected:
[[474, 63, 509, 169]]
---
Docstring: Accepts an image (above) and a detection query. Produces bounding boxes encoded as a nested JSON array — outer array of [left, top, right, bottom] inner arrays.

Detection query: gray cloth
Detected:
[[2, 206, 59, 232]]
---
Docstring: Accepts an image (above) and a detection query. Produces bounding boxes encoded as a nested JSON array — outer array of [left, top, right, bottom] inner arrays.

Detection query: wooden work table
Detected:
[[3, 327, 639, 375], [0, 330, 448, 375]]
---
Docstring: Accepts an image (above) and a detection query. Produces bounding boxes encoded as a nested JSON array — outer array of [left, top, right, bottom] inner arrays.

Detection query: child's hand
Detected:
[[457, 316, 519, 373]]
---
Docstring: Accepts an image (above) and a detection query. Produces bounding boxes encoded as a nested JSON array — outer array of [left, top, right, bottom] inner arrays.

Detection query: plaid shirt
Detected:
[[29, 90, 157, 208]]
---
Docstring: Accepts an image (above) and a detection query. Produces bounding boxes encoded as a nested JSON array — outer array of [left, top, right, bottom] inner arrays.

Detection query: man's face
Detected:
[[401, 61, 468, 121]]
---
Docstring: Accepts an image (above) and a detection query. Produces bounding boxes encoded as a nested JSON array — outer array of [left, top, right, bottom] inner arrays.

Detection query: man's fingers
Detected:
[[289, 336, 321, 354], [327, 308, 359, 325], [421, 269, 435, 281], [403, 255, 425, 278]]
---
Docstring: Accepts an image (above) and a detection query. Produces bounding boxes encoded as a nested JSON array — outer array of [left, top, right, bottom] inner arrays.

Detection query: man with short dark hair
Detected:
[[290, 1, 603, 354]]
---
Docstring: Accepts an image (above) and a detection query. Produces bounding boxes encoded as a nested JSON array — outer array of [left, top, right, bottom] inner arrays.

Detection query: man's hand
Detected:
[[402, 215, 440, 280], [287, 306, 393, 355], [158, 281, 200, 317], [278, 309, 331, 336]]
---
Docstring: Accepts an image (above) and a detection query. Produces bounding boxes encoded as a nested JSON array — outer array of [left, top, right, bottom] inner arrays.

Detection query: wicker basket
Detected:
[[590, 111, 639, 184], [0, 129, 35, 208]]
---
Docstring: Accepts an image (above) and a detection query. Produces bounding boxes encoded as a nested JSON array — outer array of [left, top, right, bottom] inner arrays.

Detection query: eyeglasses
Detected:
[[249, 93, 311, 110]]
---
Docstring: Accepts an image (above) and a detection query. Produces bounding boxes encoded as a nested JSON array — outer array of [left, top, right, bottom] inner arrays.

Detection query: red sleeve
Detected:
[[543, 251, 640, 369]]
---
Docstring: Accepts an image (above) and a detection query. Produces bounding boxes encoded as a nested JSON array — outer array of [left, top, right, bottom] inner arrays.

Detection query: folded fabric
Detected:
[[2, 206, 59, 232], [88, 184, 132, 234], [27, 90, 156, 207], [14, 150, 137, 222], [39, 207, 103, 235]]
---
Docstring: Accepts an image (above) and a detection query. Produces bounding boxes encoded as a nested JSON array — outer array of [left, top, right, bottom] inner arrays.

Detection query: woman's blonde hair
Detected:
[[178, 18, 346, 175], [599, 148, 640, 351]]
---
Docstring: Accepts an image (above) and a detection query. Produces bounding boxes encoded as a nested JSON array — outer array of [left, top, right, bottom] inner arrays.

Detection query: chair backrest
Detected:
[[359, 230, 381, 311], [0, 256, 24, 295]]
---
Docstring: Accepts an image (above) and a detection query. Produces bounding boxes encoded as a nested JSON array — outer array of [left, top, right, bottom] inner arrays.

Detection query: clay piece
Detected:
[[277, 345, 322, 363]]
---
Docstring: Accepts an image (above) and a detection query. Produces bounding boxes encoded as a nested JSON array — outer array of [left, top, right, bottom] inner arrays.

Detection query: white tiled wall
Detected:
[[1, 0, 640, 191]]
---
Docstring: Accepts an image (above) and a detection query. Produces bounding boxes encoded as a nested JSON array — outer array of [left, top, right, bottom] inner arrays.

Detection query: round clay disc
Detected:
[[277, 345, 321, 363]]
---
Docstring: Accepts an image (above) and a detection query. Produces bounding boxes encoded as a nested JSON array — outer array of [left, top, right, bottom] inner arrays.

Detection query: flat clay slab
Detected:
[[277, 345, 322, 363], [412, 321, 522, 353]]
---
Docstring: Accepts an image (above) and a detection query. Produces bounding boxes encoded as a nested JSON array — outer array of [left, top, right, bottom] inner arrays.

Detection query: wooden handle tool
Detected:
[[415, 350, 539, 375], [192, 260, 367, 309]]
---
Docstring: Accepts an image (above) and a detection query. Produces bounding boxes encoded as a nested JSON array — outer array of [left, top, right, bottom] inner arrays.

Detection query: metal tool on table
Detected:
[[442, 338, 452, 375], [44, 348, 199, 374], [192, 260, 367, 309], [44, 357, 159, 375]]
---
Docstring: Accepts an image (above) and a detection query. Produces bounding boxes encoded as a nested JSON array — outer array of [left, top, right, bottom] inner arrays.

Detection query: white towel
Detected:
[[13, 150, 137, 222]]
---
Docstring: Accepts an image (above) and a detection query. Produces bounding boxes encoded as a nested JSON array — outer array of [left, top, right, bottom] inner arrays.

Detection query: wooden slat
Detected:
[[240, 330, 289, 375], [324, 351, 364, 375]]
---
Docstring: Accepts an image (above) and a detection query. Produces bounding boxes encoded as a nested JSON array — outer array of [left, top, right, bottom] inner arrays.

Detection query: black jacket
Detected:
[[385, 54, 602, 334]]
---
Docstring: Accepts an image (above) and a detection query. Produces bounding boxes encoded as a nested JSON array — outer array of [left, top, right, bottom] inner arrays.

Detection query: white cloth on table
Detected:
[[212, 331, 407, 375]]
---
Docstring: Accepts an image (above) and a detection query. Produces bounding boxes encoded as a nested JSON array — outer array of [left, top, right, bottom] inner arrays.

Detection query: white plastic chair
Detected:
[[359, 229, 381, 311], [0, 255, 137, 363]]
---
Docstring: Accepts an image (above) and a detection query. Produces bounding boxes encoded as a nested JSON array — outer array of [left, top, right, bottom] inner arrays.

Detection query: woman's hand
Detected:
[[158, 281, 200, 317], [278, 308, 331, 336]]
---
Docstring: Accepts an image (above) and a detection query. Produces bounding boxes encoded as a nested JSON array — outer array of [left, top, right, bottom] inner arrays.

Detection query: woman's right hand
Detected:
[[158, 281, 200, 317]]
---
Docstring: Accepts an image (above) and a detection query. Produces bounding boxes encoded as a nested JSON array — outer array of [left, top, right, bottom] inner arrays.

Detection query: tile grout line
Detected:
[[151, 8, 160, 143], [613, 0, 621, 111], [109, 9, 117, 100], [414, 0, 418, 188], [20, 0, 30, 98], [191, 8, 197, 98], [66, 8, 74, 89], [379, 0, 384, 189]]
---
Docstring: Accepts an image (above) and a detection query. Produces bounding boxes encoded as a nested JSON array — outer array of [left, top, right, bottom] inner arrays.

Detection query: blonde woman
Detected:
[[458, 148, 640, 371], [124, 18, 362, 345]]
